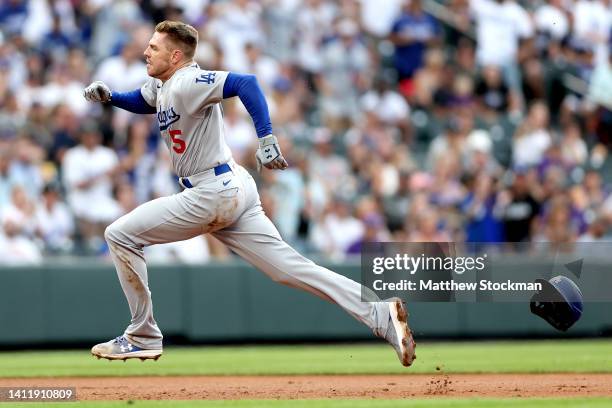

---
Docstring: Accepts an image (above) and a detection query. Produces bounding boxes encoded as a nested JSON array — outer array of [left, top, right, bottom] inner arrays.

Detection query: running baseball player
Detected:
[[83, 21, 416, 366]]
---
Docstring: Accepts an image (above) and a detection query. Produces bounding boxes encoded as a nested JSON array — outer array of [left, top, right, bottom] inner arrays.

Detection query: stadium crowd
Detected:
[[0, 0, 611, 264]]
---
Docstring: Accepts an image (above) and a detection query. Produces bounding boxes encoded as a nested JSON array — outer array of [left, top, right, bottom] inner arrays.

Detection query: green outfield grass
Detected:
[[0, 339, 610, 377], [2, 399, 612, 408]]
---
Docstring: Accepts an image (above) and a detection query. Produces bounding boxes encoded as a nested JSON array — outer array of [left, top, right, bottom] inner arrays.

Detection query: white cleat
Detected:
[[383, 298, 416, 367], [91, 336, 162, 361]]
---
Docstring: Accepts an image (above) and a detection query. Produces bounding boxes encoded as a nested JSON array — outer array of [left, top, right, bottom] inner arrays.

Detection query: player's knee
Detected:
[[104, 222, 121, 245]]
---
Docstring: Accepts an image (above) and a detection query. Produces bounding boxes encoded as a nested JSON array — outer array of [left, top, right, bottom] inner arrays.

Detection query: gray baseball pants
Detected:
[[104, 161, 389, 349]]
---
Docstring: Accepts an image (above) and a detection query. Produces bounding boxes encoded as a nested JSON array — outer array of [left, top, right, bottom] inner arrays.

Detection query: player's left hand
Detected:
[[255, 134, 288, 171]]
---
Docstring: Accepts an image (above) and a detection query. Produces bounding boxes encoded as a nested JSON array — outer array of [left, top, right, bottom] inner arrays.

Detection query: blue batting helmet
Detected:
[[530, 275, 583, 332]]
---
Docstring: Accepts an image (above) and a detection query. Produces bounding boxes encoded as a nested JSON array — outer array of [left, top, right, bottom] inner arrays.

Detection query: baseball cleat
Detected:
[[383, 298, 416, 367], [91, 336, 162, 361]]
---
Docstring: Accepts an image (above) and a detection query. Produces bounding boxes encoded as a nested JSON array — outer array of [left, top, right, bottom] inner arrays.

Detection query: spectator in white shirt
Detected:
[[2, 185, 38, 240], [358, 0, 403, 38], [62, 121, 121, 252], [534, 0, 570, 41], [573, 0, 611, 65], [207, 0, 264, 72], [513, 101, 552, 168], [470, 0, 534, 90], [35, 183, 75, 253], [294, 0, 337, 74], [0, 184, 42, 263], [0, 221, 42, 265]]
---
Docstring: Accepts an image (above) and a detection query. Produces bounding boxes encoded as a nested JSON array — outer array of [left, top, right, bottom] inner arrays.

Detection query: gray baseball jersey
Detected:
[[140, 64, 231, 177]]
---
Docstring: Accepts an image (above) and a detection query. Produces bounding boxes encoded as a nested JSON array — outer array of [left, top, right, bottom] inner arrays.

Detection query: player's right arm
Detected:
[[83, 80, 157, 114]]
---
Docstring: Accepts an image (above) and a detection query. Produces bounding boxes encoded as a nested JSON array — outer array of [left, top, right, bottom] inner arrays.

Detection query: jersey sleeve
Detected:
[[178, 70, 229, 116], [140, 77, 160, 107]]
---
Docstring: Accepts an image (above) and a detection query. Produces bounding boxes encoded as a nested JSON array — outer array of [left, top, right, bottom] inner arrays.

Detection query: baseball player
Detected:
[[84, 21, 416, 366]]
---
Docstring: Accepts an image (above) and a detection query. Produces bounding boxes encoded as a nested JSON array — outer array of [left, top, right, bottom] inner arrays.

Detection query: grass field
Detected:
[[0, 340, 610, 407], [0, 340, 611, 377]]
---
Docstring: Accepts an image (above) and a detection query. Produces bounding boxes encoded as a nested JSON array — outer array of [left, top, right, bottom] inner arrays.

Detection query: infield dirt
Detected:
[[1, 374, 612, 400]]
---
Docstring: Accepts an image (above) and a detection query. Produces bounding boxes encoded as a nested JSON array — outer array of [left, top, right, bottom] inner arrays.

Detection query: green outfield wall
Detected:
[[0, 260, 610, 345]]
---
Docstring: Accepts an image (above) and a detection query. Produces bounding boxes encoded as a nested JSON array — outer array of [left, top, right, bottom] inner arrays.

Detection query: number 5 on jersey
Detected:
[[169, 129, 186, 153]]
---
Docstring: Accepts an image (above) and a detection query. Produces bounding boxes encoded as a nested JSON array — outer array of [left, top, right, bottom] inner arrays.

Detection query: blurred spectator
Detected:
[[573, 0, 611, 65], [0, 91, 25, 138], [464, 129, 502, 177], [62, 122, 121, 252], [223, 99, 257, 163], [0, 184, 42, 263], [115, 180, 138, 214], [577, 216, 609, 242], [94, 39, 148, 92], [0, 220, 42, 266], [429, 155, 466, 209], [583, 169, 608, 214], [309, 196, 364, 260], [10, 137, 45, 200], [411, 47, 446, 108], [260, 0, 299, 62], [39, 64, 87, 116], [259, 137, 304, 242], [2, 185, 38, 239], [560, 121, 588, 168], [118, 117, 159, 204], [470, 0, 533, 91], [294, 0, 337, 75], [475, 66, 510, 114], [0, 1, 28, 36], [534, 0, 569, 42], [308, 128, 352, 200], [426, 115, 468, 171], [243, 41, 280, 92], [360, 76, 410, 131], [150, 146, 180, 199], [207, 0, 264, 72], [533, 194, 579, 249], [317, 17, 370, 131], [346, 212, 390, 255], [389, 0, 440, 91], [35, 183, 74, 254], [89, 0, 145, 62], [461, 172, 503, 244], [588, 49, 612, 146], [512, 101, 552, 168], [49, 103, 79, 165], [22, 0, 76, 46], [405, 208, 452, 242], [495, 170, 540, 244], [22, 101, 53, 151], [38, 13, 74, 64], [0, 151, 15, 208], [359, 0, 402, 38]]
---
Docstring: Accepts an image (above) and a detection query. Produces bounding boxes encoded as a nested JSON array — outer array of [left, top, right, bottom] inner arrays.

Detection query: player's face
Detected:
[[144, 32, 176, 81]]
